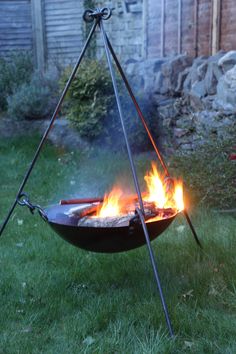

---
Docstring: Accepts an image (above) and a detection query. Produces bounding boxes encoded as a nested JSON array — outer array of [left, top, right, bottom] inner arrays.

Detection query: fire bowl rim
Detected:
[[44, 203, 179, 228], [43, 203, 179, 253]]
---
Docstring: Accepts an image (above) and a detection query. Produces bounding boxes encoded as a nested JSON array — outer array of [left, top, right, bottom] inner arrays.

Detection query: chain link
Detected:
[[16, 193, 48, 222]]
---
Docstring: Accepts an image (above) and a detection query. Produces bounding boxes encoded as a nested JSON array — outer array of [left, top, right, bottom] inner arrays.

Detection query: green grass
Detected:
[[0, 136, 236, 353]]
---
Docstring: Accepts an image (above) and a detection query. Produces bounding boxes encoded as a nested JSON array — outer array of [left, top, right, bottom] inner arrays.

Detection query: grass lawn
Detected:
[[0, 136, 236, 353]]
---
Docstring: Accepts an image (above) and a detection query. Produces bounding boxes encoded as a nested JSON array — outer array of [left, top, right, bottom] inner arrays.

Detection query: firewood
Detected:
[[77, 214, 133, 227], [65, 203, 99, 218], [79, 205, 99, 218], [60, 197, 103, 205], [64, 198, 176, 225]]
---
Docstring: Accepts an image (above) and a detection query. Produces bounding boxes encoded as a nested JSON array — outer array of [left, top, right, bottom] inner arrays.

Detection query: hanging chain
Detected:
[[16, 193, 48, 222]]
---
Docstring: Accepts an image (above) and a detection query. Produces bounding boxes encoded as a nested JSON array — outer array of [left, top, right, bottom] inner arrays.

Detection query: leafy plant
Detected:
[[7, 71, 59, 120], [170, 138, 236, 208], [61, 59, 158, 151], [0, 51, 33, 111], [60, 60, 115, 138]]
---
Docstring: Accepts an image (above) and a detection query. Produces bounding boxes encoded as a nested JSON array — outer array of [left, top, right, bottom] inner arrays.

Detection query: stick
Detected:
[[60, 197, 103, 205]]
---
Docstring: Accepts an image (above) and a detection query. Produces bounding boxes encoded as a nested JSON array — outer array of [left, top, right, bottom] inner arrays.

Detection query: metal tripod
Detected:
[[0, 7, 202, 337]]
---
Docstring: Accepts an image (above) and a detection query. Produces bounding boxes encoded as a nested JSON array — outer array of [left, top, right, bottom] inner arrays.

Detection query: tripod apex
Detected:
[[83, 7, 112, 23]]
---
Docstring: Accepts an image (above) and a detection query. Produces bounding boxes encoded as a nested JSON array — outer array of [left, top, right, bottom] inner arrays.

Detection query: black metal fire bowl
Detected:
[[45, 204, 178, 253]]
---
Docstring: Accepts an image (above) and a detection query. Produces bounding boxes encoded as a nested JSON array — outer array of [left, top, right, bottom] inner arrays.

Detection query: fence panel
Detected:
[[44, 0, 84, 66], [0, 0, 32, 57]]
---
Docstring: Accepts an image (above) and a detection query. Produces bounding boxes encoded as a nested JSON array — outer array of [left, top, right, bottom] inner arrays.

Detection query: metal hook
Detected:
[[83, 7, 112, 23], [16, 193, 48, 222]]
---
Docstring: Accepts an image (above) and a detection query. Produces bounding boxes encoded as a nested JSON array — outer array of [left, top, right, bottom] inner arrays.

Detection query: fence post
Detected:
[[31, 0, 46, 71], [211, 0, 221, 54], [161, 0, 165, 57], [142, 0, 148, 59], [178, 0, 182, 54], [194, 0, 199, 56]]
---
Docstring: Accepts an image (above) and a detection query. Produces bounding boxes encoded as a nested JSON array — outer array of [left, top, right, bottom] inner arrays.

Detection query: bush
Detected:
[[7, 71, 58, 120], [61, 59, 158, 151], [60, 60, 115, 138], [0, 51, 33, 111], [170, 138, 236, 208]]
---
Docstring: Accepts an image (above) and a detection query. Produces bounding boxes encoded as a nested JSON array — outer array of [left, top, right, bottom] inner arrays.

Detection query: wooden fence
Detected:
[[0, 0, 236, 71], [0, 0, 32, 54], [0, 0, 84, 69], [147, 0, 236, 58]]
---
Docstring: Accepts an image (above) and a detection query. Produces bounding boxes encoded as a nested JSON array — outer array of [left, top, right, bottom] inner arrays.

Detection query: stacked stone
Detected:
[[125, 51, 236, 152]]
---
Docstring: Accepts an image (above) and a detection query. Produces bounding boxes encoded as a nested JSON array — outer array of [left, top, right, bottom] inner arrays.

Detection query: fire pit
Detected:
[[45, 162, 184, 252], [0, 7, 202, 337], [45, 202, 177, 253]]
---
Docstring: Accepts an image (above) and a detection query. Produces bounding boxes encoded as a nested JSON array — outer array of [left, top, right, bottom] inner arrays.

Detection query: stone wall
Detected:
[[125, 51, 236, 152]]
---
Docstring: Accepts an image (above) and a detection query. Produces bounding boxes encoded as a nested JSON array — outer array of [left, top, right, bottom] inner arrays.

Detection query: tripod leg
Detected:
[[99, 20, 145, 214], [106, 35, 170, 177], [136, 208, 174, 337], [183, 210, 202, 249], [106, 32, 202, 252], [0, 21, 98, 238], [0, 200, 18, 237], [100, 21, 173, 336]]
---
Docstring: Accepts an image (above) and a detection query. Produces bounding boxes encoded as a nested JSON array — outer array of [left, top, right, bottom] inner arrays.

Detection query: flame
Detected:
[[95, 162, 184, 219], [143, 162, 184, 211], [96, 187, 126, 217], [174, 181, 184, 211], [144, 163, 166, 208]]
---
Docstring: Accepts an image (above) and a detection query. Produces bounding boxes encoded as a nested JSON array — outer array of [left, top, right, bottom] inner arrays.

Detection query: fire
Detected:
[[96, 187, 126, 217], [144, 163, 166, 208], [174, 181, 184, 211], [95, 162, 184, 218], [143, 162, 184, 212]]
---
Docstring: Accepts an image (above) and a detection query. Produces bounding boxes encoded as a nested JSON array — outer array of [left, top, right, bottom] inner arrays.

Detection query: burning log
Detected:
[[63, 178, 179, 229], [79, 205, 99, 218], [64, 203, 100, 217], [64, 198, 176, 228], [65, 200, 135, 227], [77, 214, 134, 227]]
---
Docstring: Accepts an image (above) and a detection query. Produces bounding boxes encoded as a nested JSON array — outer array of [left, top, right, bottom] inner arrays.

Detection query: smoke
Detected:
[[48, 145, 156, 205]]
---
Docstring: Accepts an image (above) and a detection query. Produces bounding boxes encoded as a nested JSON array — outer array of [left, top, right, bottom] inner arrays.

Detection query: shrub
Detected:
[[60, 60, 115, 138], [7, 71, 58, 120], [170, 138, 236, 208], [61, 59, 158, 151], [0, 51, 33, 111]]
